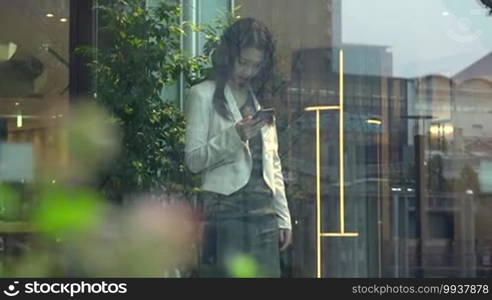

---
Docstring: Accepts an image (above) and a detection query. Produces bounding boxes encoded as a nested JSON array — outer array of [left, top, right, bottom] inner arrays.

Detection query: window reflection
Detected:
[[0, 0, 69, 182], [1, 0, 492, 278], [236, 0, 492, 277]]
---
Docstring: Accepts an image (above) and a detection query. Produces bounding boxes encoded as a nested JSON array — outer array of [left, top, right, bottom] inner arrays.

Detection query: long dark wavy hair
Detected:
[[210, 18, 275, 120]]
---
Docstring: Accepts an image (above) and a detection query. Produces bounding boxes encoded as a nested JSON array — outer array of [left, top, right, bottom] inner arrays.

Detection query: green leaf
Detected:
[[227, 254, 260, 278], [33, 188, 106, 238]]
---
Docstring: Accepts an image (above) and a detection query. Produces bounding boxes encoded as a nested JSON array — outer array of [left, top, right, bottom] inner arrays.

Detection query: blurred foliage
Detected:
[[33, 187, 107, 239], [227, 254, 259, 278], [70, 199, 199, 277], [65, 103, 121, 184], [0, 184, 22, 221], [1, 184, 199, 277]]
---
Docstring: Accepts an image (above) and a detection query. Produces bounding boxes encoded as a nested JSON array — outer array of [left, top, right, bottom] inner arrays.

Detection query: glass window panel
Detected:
[[188, 0, 492, 277], [0, 0, 69, 183], [4, 0, 491, 278]]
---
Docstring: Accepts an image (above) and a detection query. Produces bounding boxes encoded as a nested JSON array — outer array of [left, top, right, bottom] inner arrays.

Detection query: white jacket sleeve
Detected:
[[271, 125, 292, 230], [184, 86, 245, 174]]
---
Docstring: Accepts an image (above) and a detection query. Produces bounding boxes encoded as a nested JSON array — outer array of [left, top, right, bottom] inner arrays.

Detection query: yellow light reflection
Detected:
[[305, 106, 340, 111], [444, 124, 454, 135], [339, 49, 345, 235], [316, 109, 321, 279], [429, 125, 439, 135], [16, 114, 22, 128], [321, 233, 359, 237], [307, 49, 358, 278], [366, 119, 382, 125]]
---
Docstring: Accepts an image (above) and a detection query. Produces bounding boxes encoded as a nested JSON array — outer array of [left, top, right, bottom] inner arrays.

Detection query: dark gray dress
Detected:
[[199, 94, 280, 277]]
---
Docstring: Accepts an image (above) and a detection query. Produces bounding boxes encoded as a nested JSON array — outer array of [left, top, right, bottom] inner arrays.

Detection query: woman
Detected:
[[184, 18, 292, 277]]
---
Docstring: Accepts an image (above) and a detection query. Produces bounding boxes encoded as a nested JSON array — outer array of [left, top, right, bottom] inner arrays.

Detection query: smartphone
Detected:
[[254, 108, 275, 123]]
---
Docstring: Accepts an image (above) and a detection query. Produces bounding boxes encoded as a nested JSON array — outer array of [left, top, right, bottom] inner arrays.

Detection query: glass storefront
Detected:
[[1, 0, 491, 278], [231, 0, 492, 278]]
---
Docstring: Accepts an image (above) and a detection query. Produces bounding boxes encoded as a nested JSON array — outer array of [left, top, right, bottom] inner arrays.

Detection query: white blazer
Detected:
[[184, 80, 291, 229]]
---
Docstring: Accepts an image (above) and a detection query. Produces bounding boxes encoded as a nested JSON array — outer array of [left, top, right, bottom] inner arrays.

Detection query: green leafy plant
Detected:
[[181, 6, 240, 86], [76, 0, 206, 200], [76, 1, 243, 201]]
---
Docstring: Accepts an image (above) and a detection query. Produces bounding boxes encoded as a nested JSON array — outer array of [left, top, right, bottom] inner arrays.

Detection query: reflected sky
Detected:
[[342, 0, 492, 78]]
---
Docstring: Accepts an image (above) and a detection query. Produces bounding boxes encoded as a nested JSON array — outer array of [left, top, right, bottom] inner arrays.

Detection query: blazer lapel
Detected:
[[224, 83, 243, 122], [249, 88, 272, 148]]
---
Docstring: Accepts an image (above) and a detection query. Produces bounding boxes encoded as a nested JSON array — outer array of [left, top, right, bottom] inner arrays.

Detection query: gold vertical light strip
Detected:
[[305, 49, 358, 278], [339, 49, 345, 234], [305, 105, 340, 278], [316, 109, 321, 279], [323, 50, 358, 238], [377, 127, 382, 277]]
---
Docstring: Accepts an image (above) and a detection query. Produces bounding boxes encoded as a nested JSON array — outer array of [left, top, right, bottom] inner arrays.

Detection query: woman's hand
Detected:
[[235, 115, 266, 141], [279, 229, 292, 251]]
